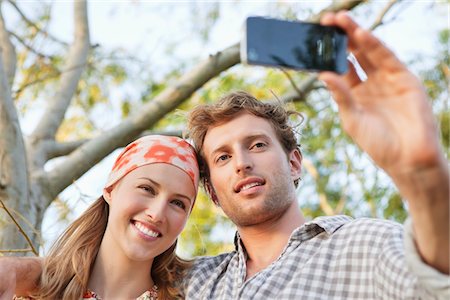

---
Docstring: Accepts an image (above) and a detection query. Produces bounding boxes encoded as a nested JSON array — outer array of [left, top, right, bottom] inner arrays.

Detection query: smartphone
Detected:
[[241, 16, 348, 74]]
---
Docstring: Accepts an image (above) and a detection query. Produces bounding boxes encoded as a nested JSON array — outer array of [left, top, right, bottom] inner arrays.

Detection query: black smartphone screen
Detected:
[[242, 16, 348, 74]]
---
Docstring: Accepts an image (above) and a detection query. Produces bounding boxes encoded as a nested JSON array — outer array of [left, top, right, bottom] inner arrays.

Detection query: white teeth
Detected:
[[134, 222, 159, 238], [240, 182, 261, 191]]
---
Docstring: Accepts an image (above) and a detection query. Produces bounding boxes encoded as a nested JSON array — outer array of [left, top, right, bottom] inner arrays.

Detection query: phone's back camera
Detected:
[[248, 48, 259, 61]]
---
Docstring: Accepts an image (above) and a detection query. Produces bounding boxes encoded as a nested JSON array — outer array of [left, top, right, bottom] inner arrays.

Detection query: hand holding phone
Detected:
[[241, 16, 348, 74]]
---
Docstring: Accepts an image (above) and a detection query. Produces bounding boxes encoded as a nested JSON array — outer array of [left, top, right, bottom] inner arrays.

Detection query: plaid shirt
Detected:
[[183, 216, 448, 299]]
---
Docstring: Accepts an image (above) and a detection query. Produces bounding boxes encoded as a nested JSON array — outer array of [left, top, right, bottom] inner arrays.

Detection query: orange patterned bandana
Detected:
[[105, 135, 199, 194]]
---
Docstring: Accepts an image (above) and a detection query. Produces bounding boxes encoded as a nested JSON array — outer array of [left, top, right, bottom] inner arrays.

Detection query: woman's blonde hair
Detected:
[[36, 196, 191, 300]]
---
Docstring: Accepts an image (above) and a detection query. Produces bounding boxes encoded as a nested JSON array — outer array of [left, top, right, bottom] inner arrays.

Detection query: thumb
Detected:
[[319, 72, 354, 111], [0, 289, 15, 300]]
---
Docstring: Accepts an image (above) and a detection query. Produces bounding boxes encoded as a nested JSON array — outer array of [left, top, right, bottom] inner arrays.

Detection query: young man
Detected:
[[1, 11, 449, 300], [181, 11, 449, 299]]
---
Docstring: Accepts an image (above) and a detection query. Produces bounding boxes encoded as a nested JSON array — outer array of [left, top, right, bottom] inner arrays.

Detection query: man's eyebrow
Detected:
[[209, 144, 230, 160], [243, 134, 271, 143], [209, 133, 272, 158]]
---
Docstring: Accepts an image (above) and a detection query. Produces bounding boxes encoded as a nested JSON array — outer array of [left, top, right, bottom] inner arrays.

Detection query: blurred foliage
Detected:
[[5, 1, 448, 257], [419, 28, 449, 157], [179, 192, 235, 257]]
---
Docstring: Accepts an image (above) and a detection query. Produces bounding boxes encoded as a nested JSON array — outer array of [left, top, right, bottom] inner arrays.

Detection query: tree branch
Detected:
[[0, 3, 16, 86], [12, 60, 93, 100], [0, 199, 38, 256], [44, 43, 240, 200], [31, 0, 90, 141], [7, 29, 54, 60], [44, 139, 87, 159], [369, 0, 403, 31], [277, 0, 403, 105], [280, 74, 319, 104], [6, 0, 69, 46], [0, 248, 34, 254], [45, 129, 183, 160], [43, 0, 369, 201], [0, 5, 31, 251], [308, 0, 367, 23]]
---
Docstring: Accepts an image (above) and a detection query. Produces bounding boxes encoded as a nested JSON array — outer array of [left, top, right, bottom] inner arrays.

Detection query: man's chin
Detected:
[[231, 208, 285, 227]]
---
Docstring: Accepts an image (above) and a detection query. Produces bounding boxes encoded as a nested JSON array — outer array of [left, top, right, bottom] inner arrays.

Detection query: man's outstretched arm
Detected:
[[0, 257, 42, 299], [319, 11, 449, 274]]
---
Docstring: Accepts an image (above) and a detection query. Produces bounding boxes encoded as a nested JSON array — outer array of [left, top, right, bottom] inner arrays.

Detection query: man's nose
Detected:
[[234, 150, 253, 174]]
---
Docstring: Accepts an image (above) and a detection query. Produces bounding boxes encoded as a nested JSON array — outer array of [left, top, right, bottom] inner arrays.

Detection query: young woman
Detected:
[[27, 135, 199, 300]]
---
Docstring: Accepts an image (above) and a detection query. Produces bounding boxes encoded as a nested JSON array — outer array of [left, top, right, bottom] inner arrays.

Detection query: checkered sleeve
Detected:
[[373, 219, 449, 299], [403, 218, 450, 299]]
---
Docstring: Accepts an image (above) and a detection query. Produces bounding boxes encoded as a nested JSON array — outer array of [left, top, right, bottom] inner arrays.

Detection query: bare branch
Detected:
[[280, 70, 305, 98], [31, 0, 90, 141], [0, 248, 34, 254], [44, 43, 239, 200], [369, 0, 403, 31], [12, 69, 60, 100], [7, 29, 54, 60], [276, 0, 402, 105], [0, 5, 31, 251], [279, 74, 319, 104], [45, 139, 88, 159], [6, 0, 69, 46], [45, 129, 183, 160], [308, 0, 367, 23], [0, 199, 38, 256], [0, 4, 16, 86], [12, 60, 92, 100]]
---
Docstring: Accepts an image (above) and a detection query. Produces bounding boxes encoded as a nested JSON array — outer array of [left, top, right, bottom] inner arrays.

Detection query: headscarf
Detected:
[[105, 135, 199, 198]]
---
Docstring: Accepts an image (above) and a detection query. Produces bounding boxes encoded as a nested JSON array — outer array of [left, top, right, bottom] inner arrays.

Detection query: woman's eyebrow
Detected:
[[139, 177, 193, 202], [138, 177, 160, 188]]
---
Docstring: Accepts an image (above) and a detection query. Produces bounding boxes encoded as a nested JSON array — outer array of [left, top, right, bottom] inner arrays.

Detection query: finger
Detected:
[[319, 71, 354, 111], [331, 12, 405, 73], [319, 71, 360, 138], [321, 12, 376, 75], [0, 290, 15, 300], [352, 28, 405, 73], [344, 56, 363, 88], [320, 11, 358, 50]]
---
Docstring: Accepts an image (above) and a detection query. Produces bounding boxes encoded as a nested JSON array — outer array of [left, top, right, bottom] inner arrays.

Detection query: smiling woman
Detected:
[[20, 135, 199, 300]]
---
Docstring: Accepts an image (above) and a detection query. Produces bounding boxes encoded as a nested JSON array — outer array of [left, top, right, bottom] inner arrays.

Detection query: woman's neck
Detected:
[[88, 238, 155, 299]]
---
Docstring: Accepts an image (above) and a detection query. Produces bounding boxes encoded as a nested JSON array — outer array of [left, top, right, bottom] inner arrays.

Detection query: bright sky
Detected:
[[4, 1, 448, 252]]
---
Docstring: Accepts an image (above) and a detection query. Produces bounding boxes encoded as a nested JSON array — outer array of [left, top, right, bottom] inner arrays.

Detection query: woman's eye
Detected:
[[171, 199, 186, 210], [140, 185, 156, 195]]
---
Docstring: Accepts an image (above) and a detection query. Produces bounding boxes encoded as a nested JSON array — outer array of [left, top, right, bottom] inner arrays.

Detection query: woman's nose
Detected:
[[145, 198, 167, 224]]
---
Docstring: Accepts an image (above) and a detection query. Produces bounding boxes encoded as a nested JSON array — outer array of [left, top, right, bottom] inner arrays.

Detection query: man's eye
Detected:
[[171, 199, 186, 210], [252, 142, 266, 149], [217, 154, 230, 162]]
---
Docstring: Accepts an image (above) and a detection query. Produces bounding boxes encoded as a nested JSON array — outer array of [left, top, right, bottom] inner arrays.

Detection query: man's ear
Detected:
[[103, 187, 112, 205], [289, 149, 302, 181]]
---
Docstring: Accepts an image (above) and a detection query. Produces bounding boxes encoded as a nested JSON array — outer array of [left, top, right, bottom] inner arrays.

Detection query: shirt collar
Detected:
[[303, 215, 353, 235], [233, 215, 353, 251]]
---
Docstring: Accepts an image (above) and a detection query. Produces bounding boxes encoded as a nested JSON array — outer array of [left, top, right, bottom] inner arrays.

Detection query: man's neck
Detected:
[[237, 201, 305, 280], [88, 234, 154, 299]]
